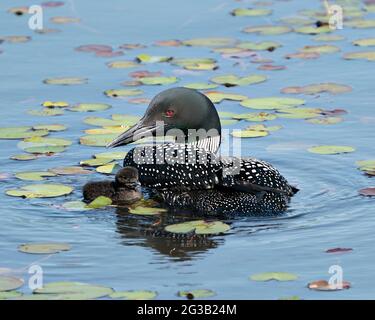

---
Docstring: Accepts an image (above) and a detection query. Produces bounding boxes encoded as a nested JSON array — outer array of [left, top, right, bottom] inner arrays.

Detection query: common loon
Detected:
[[107, 87, 298, 215], [83, 166, 142, 204]]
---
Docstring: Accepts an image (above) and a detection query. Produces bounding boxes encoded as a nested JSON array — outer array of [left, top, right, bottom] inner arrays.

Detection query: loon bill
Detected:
[[107, 87, 298, 214]]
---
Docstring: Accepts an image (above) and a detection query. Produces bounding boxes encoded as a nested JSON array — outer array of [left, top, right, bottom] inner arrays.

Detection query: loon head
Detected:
[[115, 166, 139, 188], [107, 87, 221, 151]]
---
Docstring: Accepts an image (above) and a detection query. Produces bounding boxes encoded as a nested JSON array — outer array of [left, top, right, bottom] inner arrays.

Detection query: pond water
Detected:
[[0, 0, 374, 299]]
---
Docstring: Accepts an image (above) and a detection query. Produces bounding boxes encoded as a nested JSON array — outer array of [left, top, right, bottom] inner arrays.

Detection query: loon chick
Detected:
[[83, 166, 142, 204], [107, 87, 298, 214]]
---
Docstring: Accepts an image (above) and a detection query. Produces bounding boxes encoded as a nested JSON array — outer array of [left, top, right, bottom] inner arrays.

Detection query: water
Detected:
[[0, 0, 374, 299]]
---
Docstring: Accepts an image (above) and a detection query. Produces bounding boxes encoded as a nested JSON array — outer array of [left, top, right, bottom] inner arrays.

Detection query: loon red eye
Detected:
[[165, 109, 175, 117]]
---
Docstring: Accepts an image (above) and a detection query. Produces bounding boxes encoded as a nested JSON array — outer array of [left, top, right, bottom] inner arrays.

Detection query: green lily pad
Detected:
[[10, 154, 38, 161], [243, 25, 291, 35], [178, 289, 216, 299], [33, 124, 67, 131], [83, 117, 123, 127], [182, 37, 236, 47], [139, 76, 178, 85], [24, 146, 67, 154], [171, 58, 217, 70], [96, 163, 121, 174], [211, 74, 267, 87], [295, 25, 332, 34], [204, 91, 247, 103], [0, 291, 23, 300], [43, 77, 87, 85], [80, 134, 118, 147], [353, 38, 375, 47], [136, 54, 172, 63], [279, 296, 301, 300], [308, 145, 355, 155], [94, 151, 127, 160], [69, 103, 111, 112], [110, 290, 157, 300], [231, 8, 272, 17], [34, 282, 114, 300], [281, 83, 352, 95], [184, 83, 219, 90], [300, 45, 340, 54], [19, 136, 72, 148], [221, 119, 239, 126], [240, 97, 305, 110], [86, 196, 112, 209], [237, 41, 281, 51], [28, 108, 65, 116], [49, 166, 92, 175], [0, 35, 31, 43], [104, 89, 143, 98], [6, 184, 73, 198], [62, 200, 92, 211], [314, 34, 345, 42], [346, 19, 375, 29], [128, 206, 167, 215], [356, 160, 375, 173], [0, 276, 24, 291], [307, 117, 343, 125], [276, 108, 321, 119], [42, 101, 69, 108], [165, 220, 230, 235], [106, 60, 139, 68], [0, 127, 49, 140], [250, 272, 298, 282], [233, 112, 277, 122], [80, 158, 113, 167], [246, 124, 282, 132], [231, 130, 268, 138], [50, 16, 81, 24], [18, 243, 71, 254], [15, 171, 57, 181], [343, 51, 375, 61]]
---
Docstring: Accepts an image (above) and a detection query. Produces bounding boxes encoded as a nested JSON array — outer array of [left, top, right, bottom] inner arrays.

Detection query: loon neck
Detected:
[[172, 135, 221, 154]]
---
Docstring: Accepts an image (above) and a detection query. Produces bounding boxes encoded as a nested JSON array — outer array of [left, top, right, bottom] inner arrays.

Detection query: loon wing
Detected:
[[218, 157, 296, 196]]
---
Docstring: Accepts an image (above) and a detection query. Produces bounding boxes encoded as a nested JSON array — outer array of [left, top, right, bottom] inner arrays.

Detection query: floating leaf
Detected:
[[285, 52, 320, 60], [62, 200, 91, 211], [110, 290, 157, 300], [204, 91, 247, 103], [96, 163, 121, 174], [299, 45, 340, 54], [237, 41, 281, 51], [231, 8, 272, 16], [128, 98, 151, 104], [69, 103, 111, 112], [7, 6, 29, 15], [314, 34, 345, 42], [136, 54, 172, 63], [307, 117, 342, 125], [308, 280, 350, 291], [325, 248, 353, 253], [233, 112, 277, 122], [295, 25, 331, 34], [178, 289, 216, 299], [50, 16, 80, 24], [356, 160, 375, 173], [184, 83, 218, 90], [0, 127, 49, 140], [343, 51, 375, 61], [107, 60, 139, 69], [246, 124, 282, 132], [49, 166, 92, 175], [243, 25, 291, 35], [80, 134, 118, 147], [277, 108, 321, 119], [0, 36, 31, 43], [104, 89, 143, 98], [24, 146, 66, 154], [139, 76, 178, 85], [128, 206, 167, 216], [171, 58, 217, 70], [42, 101, 69, 108], [28, 109, 65, 116], [34, 282, 113, 300], [43, 77, 87, 85], [94, 151, 127, 160], [308, 145, 355, 155], [353, 38, 375, 47], [18, 243, 71, 254], [80, 158, 113, 167], [15, 171, 57, 181], [0, 291, 23, 300], [154, 39, 181, 47], [359, 187, 375, 196], [75, 44, 113, 53], [86, 196, 112, 209], [250, 272, 298, 282], [18, 137, 72, 152], [165, 220, 230, 235], [240, 97, 305, 110], [210, 74, 267, 87], [182, 37, 236, 47], [10, 154, 38, 161], [0, 276, 24, 291], [281, 83, 352, 95], [33, 124, 67, 131], [346, 19, 375, 29], [6, 184, 73, 198], [231, 130, 268, 138]]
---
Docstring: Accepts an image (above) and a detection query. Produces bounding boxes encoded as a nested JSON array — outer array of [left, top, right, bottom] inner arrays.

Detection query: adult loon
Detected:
[[107, 87, 298, 215]]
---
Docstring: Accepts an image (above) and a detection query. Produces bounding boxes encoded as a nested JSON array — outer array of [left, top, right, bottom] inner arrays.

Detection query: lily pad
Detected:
[[80, 158, 113, 167], [300, 45, 340, 54], [314, 34, 345, 42], [10, 154, 38, 161], [307, 145, 355, 155], [231, 8, 272, 17], [240, 97, 305, 110], [43, 77, 87, 85], [233, 112, 277, 122], [184, 83, 219, 90], [178, 289, 216, 299], [104, 89, 143, 98], [0, 291, 23, 300], [49, 166, 92, 175], [308, 280, 351, 291], [139, 76, 178, 85], [107, 60, 139, 69], [128, 206, 167, 216], [136, 54, 172, 63], [204, 91, 247, 103], [18, 137, 72, 154], [231, 130, 268, 138], [28, 109, 65, 117], [281, 83, 352, 95], [243, 25, 291, 35], [359, 187, 375, 196], [18, 243, 71, 254], [171, 58, 217, 70], [295, 25, 332, 34], [210, 74, 267, 87], [6, 184, 73, 198], [0, 127, 49, 140], [15, 171, 57, 181], [70, 103, 111, 112], [96, 163, 121, 174], [0, 276, 24, 291], [110, 290, 157, 300], [62, 200, 91, 211], [343, 51, 375, 61], [307, 117, 343, 125], [237, 41, 281, 51], [94, 151, 127, 160], [165, 220, 230, 235], [346, 19, 375, 29], [34, 282, 113, 300], [182, 37, 236, 47], [86, 196, 112, 209], [353, 38, 375, 47], [277, 108, 321, 119], [250, 272, 298, 282], [80, 134, 118, 147], [50, 16, 80, 24], [24, 146, 66, 154], [33, 124, 67, 131]]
